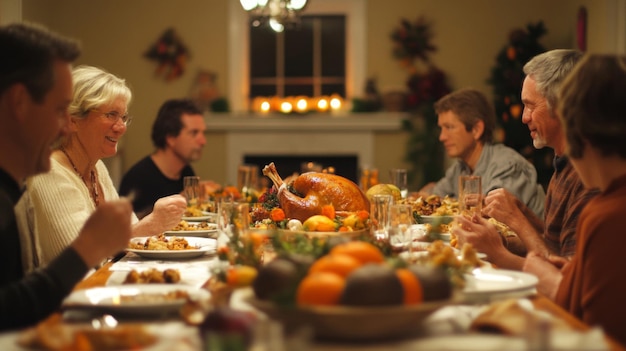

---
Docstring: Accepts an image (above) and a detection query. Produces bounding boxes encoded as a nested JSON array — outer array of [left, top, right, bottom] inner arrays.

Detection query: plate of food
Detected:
[[61, 284, 210, 317], [164, 221, 218, 238], [417, 215, 455, 225], [182, 211, 217, 222], [126, 235, 216, 259], [462, 268, 538, 302]]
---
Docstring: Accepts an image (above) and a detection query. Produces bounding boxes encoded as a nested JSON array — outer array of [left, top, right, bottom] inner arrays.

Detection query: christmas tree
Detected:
[[487, 22, 553, 188]]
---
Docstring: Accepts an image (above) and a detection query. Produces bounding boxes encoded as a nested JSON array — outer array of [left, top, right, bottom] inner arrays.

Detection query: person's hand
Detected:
[[483, 188, 524, 223], [71, 199, 133, 267], [523, 251, 564, 299], [452, 213, 506, 259], [148, 194, 187, 231]]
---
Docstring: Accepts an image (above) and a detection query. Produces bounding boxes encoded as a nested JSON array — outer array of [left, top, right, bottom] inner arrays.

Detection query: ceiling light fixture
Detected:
[[240, 0, 308, 32]]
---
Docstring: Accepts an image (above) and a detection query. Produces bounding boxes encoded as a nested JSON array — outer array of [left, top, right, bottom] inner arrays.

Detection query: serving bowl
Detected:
[[276, 228, 369, 242], [242, 289, 455, 341]]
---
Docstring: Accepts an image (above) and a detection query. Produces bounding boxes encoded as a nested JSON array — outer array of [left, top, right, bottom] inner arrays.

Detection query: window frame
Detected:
[[228, 0, 366, 112]]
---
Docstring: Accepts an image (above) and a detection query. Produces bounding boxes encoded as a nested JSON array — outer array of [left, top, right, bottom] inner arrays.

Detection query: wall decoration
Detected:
[[144, 28, 190, 81]]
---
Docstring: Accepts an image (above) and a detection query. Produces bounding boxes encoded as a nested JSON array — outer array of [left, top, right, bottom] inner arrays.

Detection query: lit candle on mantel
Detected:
[[279, 100, 293, 114], [295, 96, 308, 113], [260, 100, 271, 113], [316, 96, 329, 112], [252, 97, 271, 114], [329, 94, 343, 113]]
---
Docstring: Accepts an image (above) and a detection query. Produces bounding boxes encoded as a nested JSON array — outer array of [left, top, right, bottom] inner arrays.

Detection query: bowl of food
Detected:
[[242, 289, 455, 341]]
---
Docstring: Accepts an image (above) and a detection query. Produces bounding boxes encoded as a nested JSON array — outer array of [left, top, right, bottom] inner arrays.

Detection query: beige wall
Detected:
[[19, 0, 622, 186]]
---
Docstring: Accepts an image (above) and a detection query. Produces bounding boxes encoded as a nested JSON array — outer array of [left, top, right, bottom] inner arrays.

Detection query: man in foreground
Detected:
[[0, 22, 133, 330]]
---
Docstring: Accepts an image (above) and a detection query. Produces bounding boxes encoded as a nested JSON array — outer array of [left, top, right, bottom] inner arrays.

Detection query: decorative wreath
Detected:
[[144, 28, 190, 81], [391, 17, 437, 67]]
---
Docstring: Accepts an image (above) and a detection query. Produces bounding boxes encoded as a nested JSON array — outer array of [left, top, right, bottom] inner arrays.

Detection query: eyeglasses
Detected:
[[95, 110, 132, 126]]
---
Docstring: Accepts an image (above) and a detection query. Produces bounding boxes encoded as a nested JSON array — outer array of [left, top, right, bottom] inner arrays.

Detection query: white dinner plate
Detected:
[[182, 211, 217, 222], [61, 284, 210, 317], [399, 244, 487, 261], [164, 223, 218, 238], [418, 215, 454, 225], [126, 237, 216, 259], [462, 268, 538, 301]]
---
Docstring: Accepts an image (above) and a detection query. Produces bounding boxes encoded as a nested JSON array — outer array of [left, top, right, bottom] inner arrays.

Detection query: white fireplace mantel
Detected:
[[204, 113, 407, 184]]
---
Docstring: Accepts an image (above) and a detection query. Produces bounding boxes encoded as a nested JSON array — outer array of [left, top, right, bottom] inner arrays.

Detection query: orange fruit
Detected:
[[395, 268, 424, 305], [308, 253, 362, 278], [296, 272, 346, 306], [329, 241, 385, 265]]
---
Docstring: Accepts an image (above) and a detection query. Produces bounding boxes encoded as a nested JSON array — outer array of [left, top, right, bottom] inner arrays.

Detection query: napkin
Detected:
[[470, 298, 569, 335], [470, 298, 609, 351]]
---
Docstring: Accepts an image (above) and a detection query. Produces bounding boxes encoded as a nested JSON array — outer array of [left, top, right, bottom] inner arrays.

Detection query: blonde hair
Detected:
[[68, 65, 132, 119]]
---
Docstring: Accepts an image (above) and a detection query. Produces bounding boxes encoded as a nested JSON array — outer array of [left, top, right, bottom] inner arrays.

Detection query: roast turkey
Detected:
[[262, 162, 370, 222]]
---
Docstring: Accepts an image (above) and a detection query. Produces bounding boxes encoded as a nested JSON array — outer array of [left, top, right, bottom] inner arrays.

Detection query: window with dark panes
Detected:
[[249, 15, 346, 99]]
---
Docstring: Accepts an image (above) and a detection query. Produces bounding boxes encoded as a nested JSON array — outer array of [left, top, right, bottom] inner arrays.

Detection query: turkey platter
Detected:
[[262, 163, 370, 222]]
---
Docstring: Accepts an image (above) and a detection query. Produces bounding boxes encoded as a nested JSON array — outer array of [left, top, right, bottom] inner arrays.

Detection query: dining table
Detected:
[[1, 245, 625, 351]]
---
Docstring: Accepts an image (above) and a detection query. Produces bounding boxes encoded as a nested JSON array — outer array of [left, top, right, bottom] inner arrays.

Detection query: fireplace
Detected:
[[206, 113, 406, 186], [244, 154, 359, 184]]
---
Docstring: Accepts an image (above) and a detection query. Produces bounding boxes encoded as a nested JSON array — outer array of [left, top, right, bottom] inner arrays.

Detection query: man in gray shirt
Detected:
[[420, 88, 545, 218]]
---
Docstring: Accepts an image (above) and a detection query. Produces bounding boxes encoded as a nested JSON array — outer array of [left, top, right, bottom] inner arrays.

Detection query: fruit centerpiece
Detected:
[[243, 238, 482, 341]]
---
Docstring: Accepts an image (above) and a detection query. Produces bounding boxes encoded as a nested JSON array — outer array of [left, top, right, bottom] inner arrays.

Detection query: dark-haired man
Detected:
[[119, 99, 207, 217], [0, 22, 133, 330]]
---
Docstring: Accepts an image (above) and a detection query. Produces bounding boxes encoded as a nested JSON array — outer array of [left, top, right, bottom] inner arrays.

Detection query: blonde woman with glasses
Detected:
[[16, 65, 186, 272]]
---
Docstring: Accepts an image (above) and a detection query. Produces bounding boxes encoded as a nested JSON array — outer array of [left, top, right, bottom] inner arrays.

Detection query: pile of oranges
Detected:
[[295, 241, 424, 306]]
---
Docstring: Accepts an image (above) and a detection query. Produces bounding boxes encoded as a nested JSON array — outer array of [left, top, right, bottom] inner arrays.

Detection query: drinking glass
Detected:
[[459, 175, 482, 215], [389, 168, 408, 199], [217, 200, 249, 237], [237, 164, 259, 200], [216, 199, 250, 248], [183, 176, 201, 206], [370, 194, 393, 240], [389, 204, 415, 253]]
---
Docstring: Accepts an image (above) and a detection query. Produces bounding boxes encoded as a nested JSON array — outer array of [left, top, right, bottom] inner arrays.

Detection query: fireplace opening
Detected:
[[244, 155, 358, 186]]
